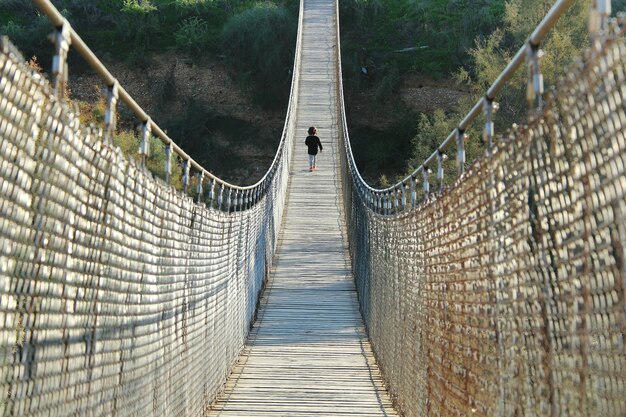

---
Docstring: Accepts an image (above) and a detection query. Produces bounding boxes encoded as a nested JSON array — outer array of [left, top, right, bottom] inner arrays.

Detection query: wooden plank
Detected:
[[206, 0, 398, 415]]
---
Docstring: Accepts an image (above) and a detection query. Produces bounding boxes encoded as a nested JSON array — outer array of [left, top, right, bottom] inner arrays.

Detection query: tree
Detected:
[[222, 3, 297, 107], [409, 0, 593, 181], [459, 0, 591, 125]]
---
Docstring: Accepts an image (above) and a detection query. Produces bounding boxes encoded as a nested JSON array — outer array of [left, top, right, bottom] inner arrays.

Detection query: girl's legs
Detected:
[[308, 154, 315, 171]]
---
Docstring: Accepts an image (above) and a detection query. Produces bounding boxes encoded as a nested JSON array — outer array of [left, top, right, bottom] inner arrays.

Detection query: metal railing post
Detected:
[[483, 99, 497, 156], [182, 159, 190, 193], [104, 81, 119, 142], [422, 168, 430, 200], [139, 119, 151, 168], [437, 151, 446, 191], [590, 0, 612, 37], [208, 179, 216, 207], [218, 183, 224, 210], [196, 171, 204, 203], [527, 43, 544, 111], [164, 144, 172, 183], [226, 189, 233, 212], [392, 187, 399, 213], [51, 19, 71, 98], [456, 129, 466, 177]]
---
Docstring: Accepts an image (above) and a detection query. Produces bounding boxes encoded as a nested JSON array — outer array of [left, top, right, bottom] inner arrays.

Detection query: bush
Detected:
[[340, 0, 506, 82], [408, 109, 484, 185], [111, 0, 164, 64], [1, 15, 52, 63], [457, 0, 591, 128], [112, 129, 183, 187], [174, 17, 211, 53], [374, 63, 399, 99], [222, 3, 297, 107]]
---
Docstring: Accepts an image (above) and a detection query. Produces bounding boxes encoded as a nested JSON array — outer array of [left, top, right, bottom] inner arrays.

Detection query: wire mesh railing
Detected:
[[336, 0, 626, 415], [0, 0, 304, 414], [2, 0, 625, 415]]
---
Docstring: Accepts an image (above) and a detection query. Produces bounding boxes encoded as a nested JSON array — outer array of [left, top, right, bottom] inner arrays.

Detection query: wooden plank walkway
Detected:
[[207, 0, 398, 415]]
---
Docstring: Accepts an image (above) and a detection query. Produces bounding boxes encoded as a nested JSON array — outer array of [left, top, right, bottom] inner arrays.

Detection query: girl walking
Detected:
[[305, 126, 323, 171]]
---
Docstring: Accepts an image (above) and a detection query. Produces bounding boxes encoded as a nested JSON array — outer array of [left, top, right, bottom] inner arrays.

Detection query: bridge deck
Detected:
[[207, 0, 397, 415]]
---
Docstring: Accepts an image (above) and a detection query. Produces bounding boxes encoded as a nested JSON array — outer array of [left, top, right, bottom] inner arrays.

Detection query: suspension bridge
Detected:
[[1, 0, 624, 416]]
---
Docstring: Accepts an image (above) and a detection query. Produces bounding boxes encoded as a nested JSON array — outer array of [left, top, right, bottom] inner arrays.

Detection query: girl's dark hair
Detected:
[[308, 126, 317, 135]]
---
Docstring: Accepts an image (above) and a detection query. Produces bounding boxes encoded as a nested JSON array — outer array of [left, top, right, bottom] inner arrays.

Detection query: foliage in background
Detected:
[[1, 0, 294, 184], [407, 0, 595, 184], [174, 16, 212, 53], [222, 3, 297, 107], [2, 0, 618, 189], [339, 0, 506, 96], [0, 0, 271, 65], [112, 130, 183, 188], [338, 0, 509, 187], [457, 0, 592, 127], [77, 96, 184, 187], [407, 108, 484, 184], [348, 117, 416, 186]]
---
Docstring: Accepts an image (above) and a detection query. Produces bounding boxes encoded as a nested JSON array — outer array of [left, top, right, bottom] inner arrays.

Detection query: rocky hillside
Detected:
[[69, 51, 465, 186]]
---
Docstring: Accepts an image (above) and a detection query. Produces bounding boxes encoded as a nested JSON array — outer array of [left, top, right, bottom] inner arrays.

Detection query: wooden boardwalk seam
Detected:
[[207, 0, 398, 415]]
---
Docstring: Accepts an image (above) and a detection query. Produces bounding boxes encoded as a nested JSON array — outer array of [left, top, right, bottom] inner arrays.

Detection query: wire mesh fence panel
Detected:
[[342, 22, 626, 417], [0, 36, 294, 416]]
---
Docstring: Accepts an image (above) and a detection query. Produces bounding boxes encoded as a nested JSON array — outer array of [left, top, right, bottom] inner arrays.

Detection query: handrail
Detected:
[[31, 0, 302, 203], [337, 0, 589, 214]]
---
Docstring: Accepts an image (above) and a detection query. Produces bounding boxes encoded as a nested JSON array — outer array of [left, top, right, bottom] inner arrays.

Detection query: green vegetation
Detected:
[[348, 117, 416, 185], [339, 0, 505, 93], [457, 0, 592, 127], [77, 96, 185, 187], [2, 0, 615, 188], [223, 2, 297, 106], [421, 0, 594, 179], [339, 0, 508, 185], [339, 0, 600, 186], [1, 0, 296, 90], [1, 0, 296, 185], [341, 0, 598, 186]]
